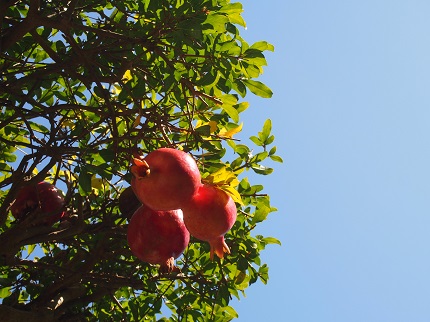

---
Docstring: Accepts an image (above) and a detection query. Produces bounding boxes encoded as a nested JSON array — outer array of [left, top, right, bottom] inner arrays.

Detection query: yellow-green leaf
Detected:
[[221, 104, 239, 123], [205, 166, 239, 186], [250, 41, 275, 52], [27, 244, 37, 257], [242, 79, 273, 98], [219, 122, 243, 138], [122, 69, 132, 83], [219, 185, 244, 205]]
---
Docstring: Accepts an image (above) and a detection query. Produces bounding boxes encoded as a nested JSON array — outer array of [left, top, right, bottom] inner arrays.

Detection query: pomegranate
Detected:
[[131, 148, 201, 211], [182, 184, 237, 260], [10, 181, 66, 224], [118, 186, 141, 220], [127, 205, 190, 272]]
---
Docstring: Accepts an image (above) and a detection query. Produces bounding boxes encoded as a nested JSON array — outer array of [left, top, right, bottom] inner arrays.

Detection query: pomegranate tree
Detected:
[[127, 205, 190, 272], [10, 181, 66, 224], [131, 148, 201, 211], [182, 184, 237, 260]]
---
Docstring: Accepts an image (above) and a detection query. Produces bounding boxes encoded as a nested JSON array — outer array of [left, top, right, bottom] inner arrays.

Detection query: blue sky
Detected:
[[232, 1, 430, 321]]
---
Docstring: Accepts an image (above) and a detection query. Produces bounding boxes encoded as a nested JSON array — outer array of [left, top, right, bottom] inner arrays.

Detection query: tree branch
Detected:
[[0, 305, 56, 322]]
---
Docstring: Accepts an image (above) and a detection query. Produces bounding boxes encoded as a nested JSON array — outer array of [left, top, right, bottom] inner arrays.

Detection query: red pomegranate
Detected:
[[127, 205, 190, 272], [182, 184, 237, 260], [131, 148, 201, 211], [10, 181, 66, 224], [118, 186, 141, 220]]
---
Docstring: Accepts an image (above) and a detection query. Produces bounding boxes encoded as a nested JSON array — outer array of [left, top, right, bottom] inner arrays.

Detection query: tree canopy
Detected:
[[0, 0, 282, 320]]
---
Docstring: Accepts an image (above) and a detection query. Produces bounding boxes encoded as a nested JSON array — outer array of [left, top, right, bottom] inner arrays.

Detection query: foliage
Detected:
[[0, 0, 282, 320]]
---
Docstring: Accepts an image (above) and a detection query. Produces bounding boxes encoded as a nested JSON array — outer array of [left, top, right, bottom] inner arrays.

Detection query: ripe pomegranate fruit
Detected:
[[127, 205, 190, 272], [118, 186, 141, 220], [131, 148, 201, 211], [10, 181, 66, 224], [182, 184, 237, 260]]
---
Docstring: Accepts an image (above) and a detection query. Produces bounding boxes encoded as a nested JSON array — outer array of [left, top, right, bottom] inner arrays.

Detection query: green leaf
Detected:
[[195, 124, 211, 136], [251, 151, 268, 163], [249, 135, 262, 146], [142, 0, 150, 11], [261, 119, 272, 140], [243, 63, 262, 78], [234, 270, 247, 285], [219, 185, 244, 205], [204, 14, 229, 32], [0, 287, 10, 298], [78, 168, 92, 195], [251, 164, 274, 175], [220, 94, 238, 105], [221, 104, 239, 123], [98, 149, 115, 163], [223, 306, 239, 319], [252, 204, 271, 224], [268, 146, 277, 155], [236, 101, 249, 113], [243, 52, 268, 67], [250, 41, 275, 52], [243, 48, 265, 59], [262, 237, 282, 246], [3, 152, 16, 163], [228, 13, 246, 27], [242, 79, 273, 98], [197, 71, 219, 87], [258, 264, 270, 284], [234, 144, 250, 157], [219, 2, 243, 14], [270, 155, 284, 163], [29, 121, 50, 134], [233, 79, 247, 97], [27, 244, 37, 257], [219, 40, 240, 54], [265, 135, 275, 145], [219, 122, 243, 138], [0, 162, 12, 172]]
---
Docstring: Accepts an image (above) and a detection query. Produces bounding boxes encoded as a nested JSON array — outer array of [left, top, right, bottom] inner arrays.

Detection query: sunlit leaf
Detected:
[[270, 155, 284, 163], [261, 119, 272, 141], [205, 166, 239, 186], [251, 164, 274, 175], [249, 135, 262, 146], [250, 41, 275, 52], [91, 175, 107, 191], [221, 104, 239, 123], [0, 287, 10, 298], [219, 122, 243, 138], [262, 237, 282, 246], [27, 244, 37, 257], [242, 79, 273, 98], [251, 204, 271, 224], [258, 264, 269, 284], [219, 184, 244, 205]]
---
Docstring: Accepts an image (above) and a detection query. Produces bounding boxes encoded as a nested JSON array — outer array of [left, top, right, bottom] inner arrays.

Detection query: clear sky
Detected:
[[232, 1, 430, 321]]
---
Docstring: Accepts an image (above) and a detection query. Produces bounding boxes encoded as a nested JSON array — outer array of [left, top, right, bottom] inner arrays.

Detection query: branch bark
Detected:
[[0, 305, 55, 322]]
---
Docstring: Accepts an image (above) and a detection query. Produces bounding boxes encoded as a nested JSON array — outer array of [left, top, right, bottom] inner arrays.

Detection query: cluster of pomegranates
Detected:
[[9, 148, 237, 272], [127, 148, 237, 271]]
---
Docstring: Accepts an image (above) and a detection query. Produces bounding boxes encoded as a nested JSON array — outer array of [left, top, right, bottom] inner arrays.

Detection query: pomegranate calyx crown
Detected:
[[131, 158, 151, 179]]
